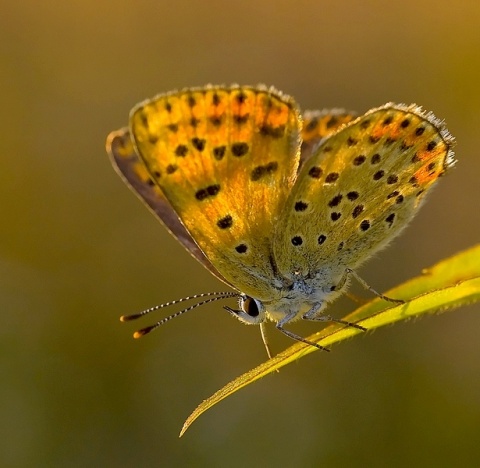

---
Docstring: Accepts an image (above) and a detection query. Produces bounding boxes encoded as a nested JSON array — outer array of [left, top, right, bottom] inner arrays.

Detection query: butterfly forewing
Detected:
[[129, 86, 301, 298], [274, 104, 455, 279], [106, 128, 231, 285]]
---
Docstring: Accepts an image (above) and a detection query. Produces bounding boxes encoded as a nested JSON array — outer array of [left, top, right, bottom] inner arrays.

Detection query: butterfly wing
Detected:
[[300, 109, 357, 167], [274, 103, 455, 282], [106, 127, 230, 286], [129, 85, 301, 299]]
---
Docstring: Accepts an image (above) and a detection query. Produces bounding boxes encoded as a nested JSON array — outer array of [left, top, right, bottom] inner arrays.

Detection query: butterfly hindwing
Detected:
[[274, 104, 455, 281]]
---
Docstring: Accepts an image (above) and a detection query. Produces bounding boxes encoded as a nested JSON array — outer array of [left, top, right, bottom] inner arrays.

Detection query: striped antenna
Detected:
[[119, 292, 238, 338]]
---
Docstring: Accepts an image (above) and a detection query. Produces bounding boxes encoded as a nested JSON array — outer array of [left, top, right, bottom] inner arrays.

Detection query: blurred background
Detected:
[[2, 1, 479, 466]]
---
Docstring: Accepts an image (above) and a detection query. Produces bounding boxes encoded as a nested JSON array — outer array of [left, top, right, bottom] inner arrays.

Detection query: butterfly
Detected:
[[106, 84, 455, 355]]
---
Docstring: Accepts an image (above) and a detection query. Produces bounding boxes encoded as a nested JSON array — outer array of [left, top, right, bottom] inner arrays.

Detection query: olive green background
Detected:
[[2, 1, 480, 466]]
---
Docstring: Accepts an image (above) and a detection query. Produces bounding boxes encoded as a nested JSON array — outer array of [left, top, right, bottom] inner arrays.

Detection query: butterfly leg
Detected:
[[302, 303, 367, 331], [346, 268, 405, 304], [276, 312, 331, 351]]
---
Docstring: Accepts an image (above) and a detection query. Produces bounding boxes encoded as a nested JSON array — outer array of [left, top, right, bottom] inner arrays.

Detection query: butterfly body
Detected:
[[107, 85, 455, 347]]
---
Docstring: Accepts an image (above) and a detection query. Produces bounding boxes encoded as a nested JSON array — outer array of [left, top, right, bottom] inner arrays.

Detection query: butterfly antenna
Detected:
[[119, 292, 238, 338], [120, 292, 237, 321]]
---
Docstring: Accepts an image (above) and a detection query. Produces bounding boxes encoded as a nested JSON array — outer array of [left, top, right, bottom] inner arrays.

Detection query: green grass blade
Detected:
[[180, 244, 480, 436]]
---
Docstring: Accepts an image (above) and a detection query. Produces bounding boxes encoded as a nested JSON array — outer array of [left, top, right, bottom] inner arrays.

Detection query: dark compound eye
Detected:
[[243, 297, 259, 317]]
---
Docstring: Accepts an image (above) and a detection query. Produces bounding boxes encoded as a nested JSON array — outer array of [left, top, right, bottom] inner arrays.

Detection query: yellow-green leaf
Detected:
[[180, 244, 480, 436]]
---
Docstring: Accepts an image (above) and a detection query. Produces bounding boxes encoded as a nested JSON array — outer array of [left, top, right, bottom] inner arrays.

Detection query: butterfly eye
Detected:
[[237, 295, 265, 324], [242, 297, 260, 317], [223, 295, 266, 325]]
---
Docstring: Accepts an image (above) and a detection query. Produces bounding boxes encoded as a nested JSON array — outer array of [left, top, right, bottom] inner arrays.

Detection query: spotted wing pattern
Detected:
[[274, 104, 455, 283], [129, 85, 301, 299]]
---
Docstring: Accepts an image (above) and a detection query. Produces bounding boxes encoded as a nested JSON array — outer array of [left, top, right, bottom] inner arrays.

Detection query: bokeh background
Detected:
[[2, 1, 480, 466]]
